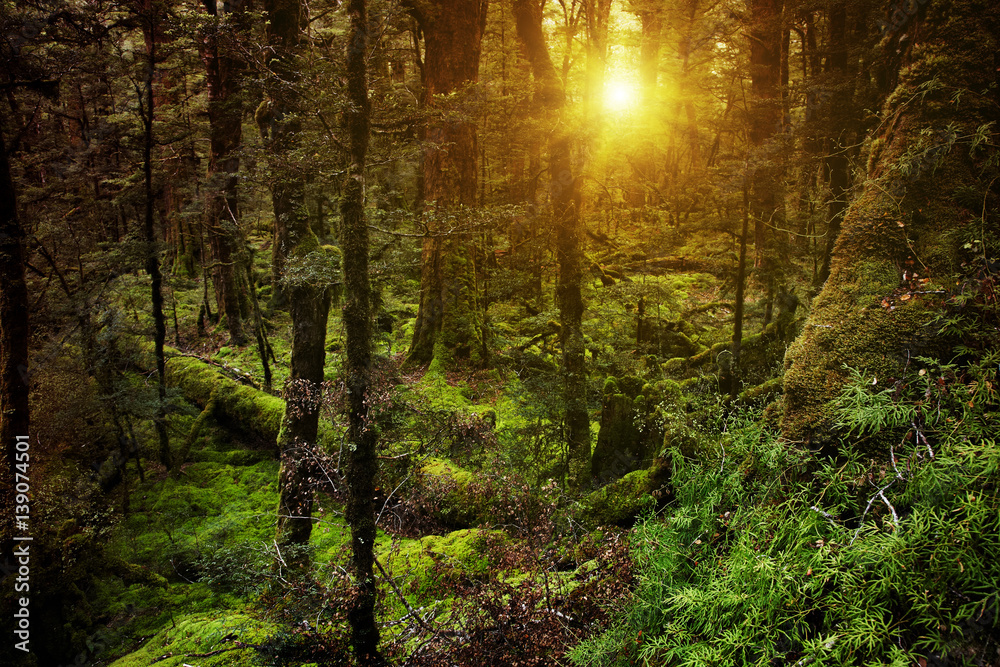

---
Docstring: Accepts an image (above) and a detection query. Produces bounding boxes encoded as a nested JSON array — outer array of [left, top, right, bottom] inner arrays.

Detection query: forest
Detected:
[[1, 0, 999, 664]]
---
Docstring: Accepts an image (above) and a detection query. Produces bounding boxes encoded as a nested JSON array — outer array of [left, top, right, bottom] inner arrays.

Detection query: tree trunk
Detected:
[[0, 120, 29, 552], [342, 0, 384, 663], [141, 3, 172, 469], [262, 0, 306, 309], [406, 0, 489, 368], [267, 0, 333, 552], [512, 0, 590, 487], [783, 0, 1000, 448], [817, 1, 849, 286], [729, 176, 751, 398], [584, 0, 613, 118], [201, 0, 248, 345]]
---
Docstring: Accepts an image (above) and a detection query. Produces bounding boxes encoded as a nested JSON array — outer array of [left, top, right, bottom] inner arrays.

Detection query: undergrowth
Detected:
[[571, 260, 1000, 666]]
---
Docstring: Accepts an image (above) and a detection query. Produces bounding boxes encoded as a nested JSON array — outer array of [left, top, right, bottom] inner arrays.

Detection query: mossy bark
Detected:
[[275, 280, 331, 549], [140, 22, 171, 470], [782, 0, 1000, 448], [342, 0, 384, 662], [262, 0, 306, 309], [406, 0, 489, 369]]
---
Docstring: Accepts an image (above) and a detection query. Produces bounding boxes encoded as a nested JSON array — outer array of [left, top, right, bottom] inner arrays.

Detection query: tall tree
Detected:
[[267, 0, 333, 550], [341, 0, 384, 663], [261, 0, 307, 308], [200, 0, 248, 345], [512, 0, 589, 487], [139, 0, 172, 469], [406, 0, 489, 368]]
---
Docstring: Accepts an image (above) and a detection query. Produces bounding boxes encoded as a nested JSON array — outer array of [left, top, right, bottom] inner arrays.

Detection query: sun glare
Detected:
[[605, 80, 637, 113]]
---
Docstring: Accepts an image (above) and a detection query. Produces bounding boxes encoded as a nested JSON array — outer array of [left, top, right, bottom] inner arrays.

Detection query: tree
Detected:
[[406, 0, 489, 368], [512, 0, 589, 486], [341, 0, 384, 663], [200, 0, 249, 345], [0, 115, 29, 554], [268, 0, 335, 550], [139, 0, 172, 469], [783, 0, 1000, 448], [261, 0, 308, 308]]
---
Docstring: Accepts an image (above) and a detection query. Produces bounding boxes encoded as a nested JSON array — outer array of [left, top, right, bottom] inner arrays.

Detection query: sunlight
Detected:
[[605, 79, 637, 113]]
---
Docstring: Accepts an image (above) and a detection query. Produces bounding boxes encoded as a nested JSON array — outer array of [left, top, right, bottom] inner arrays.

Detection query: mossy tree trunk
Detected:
[[266, 0, 334, 551], [342, 0, 384, 662], [200, 0, 248, 345], [406, 0, 489, 369], [783, 0, 1000, 448], [275, 277, 331, 548], [748, 0, 785, 328], [0, 121, 29, 552], [513, 0, 590, 487]]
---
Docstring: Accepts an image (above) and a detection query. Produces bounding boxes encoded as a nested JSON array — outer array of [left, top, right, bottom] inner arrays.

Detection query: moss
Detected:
[[579, 463, 667, 527], [417, 457, 479, 527], [108, 611, 273, 667], [165, 353, 336, 450], [782, 0, 1000, 448], [114, 460, 280, 574], [165, 355, 284, 444], [376, 528, 505, 601], [738, 376, 784, 404]]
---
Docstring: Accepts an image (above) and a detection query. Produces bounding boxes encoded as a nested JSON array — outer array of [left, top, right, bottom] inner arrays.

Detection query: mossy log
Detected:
[[164, 354, 285, 445], [782, 0, 1000, 449], [579, 457, 671, 526]]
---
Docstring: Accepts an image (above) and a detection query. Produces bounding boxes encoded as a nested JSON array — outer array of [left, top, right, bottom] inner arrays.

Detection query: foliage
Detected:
[[572, 333, 1000, 666]]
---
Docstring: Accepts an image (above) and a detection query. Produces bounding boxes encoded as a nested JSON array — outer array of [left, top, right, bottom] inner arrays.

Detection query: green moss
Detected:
[[165, 354, 337, 450], [579, 466, 662, 526], [114, 460, 280, 573], [165, 355, 284, 443], [109, 611, 273, 667], [377, 528, 505, 601]]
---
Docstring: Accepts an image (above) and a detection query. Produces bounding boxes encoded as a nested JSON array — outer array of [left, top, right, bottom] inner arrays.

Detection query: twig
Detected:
[[851, 482, 895, 546], [878, 488, 899, 528], [809, 506, 838, 528]]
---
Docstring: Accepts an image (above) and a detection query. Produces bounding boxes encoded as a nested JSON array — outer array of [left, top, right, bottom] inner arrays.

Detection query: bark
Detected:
[[342, 0, 384, 662], [817, 1, 849, 286], [638, 4, 662, 105], [783, 0, 1000, 448], [141, 3, 172, 469], [0, 121, 29, 551], [729, 176, 751, 398], [201, 0, 248, 345], [274, 279, 330, 548], [584, 0, 613, 117], [406, 0, 489, 368], [262, 0, 307, 308]]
